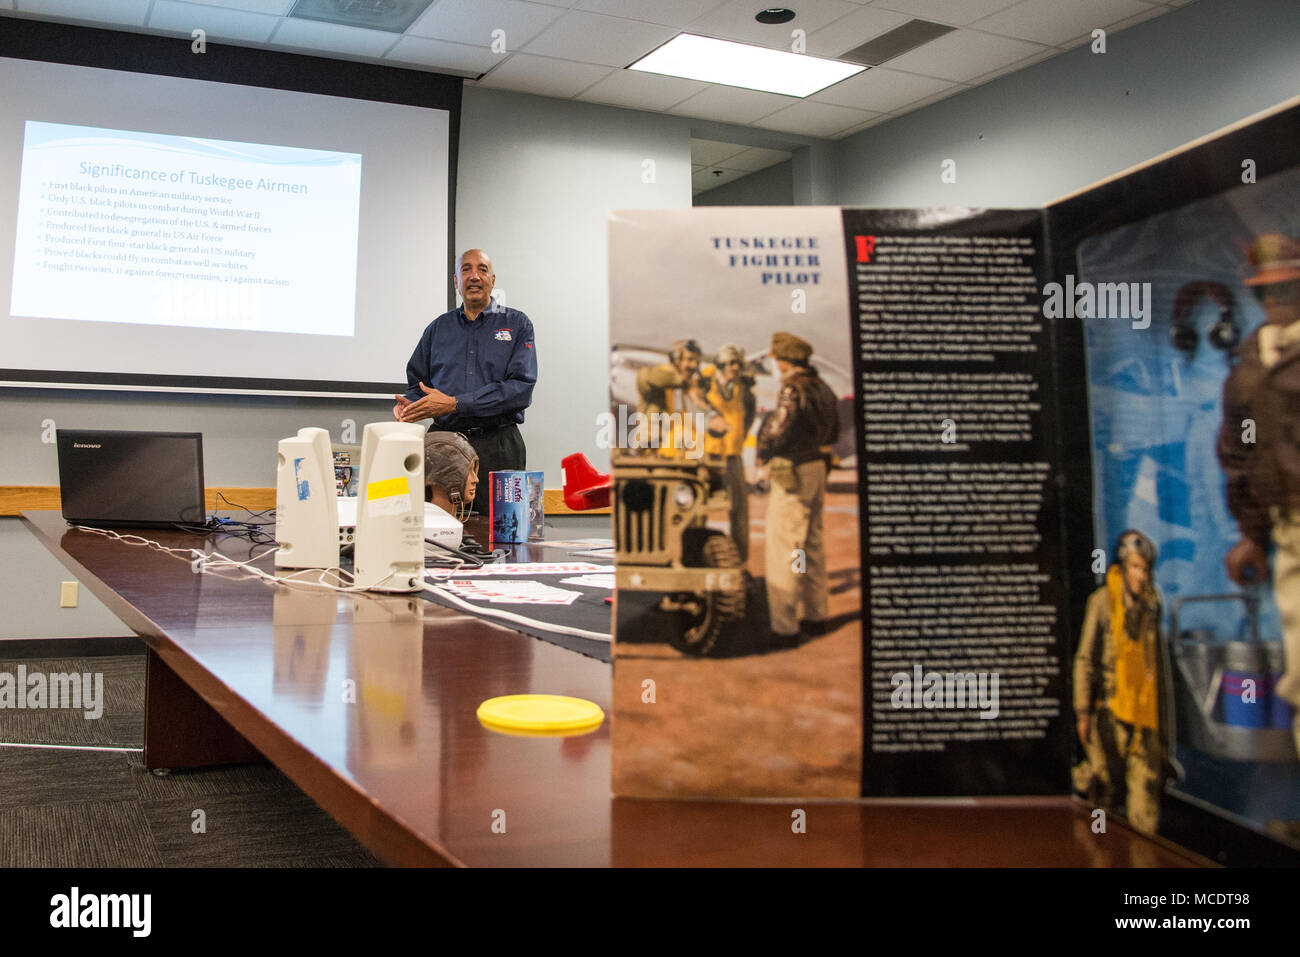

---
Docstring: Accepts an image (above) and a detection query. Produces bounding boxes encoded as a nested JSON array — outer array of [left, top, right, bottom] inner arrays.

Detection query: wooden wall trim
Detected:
[[0, 486, 62, 515], [543, 489, 611, 517], [2, 487, 609, 517]]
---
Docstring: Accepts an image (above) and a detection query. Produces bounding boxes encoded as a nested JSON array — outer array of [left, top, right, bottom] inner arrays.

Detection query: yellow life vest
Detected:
[[1106, 564, 1158, 730]]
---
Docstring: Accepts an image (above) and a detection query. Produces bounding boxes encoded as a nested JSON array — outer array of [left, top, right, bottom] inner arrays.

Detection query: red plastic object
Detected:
[[561, 453, 612, 511]]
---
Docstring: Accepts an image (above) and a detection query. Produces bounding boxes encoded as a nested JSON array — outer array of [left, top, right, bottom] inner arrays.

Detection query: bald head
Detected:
[[457, 248, 492, 273], [455, 248, 495, 319]]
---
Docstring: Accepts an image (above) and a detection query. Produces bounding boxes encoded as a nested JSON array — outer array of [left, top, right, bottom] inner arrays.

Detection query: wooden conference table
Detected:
[[22, 510, 1198, 868]]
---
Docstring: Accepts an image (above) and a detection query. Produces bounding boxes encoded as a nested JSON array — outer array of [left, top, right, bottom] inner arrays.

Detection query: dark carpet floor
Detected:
[[0, 653, 380, 867]]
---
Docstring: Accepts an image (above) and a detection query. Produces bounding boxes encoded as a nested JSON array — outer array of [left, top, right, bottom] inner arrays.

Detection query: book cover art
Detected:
[[488, 470, 545, 543]]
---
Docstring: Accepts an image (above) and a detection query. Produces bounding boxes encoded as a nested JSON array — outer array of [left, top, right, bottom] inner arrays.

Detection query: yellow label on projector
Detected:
[[367, 476, 408, 500]]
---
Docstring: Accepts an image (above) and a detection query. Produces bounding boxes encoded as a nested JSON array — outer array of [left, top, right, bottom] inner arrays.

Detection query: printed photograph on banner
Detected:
[[607, 207, 862, 799], [1074, 166, 1300, 844]]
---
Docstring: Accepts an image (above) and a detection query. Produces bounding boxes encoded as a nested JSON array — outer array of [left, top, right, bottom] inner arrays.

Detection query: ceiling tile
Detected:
[[963, 46, 1055, 84], [754, 100, 880, 137], [522, 10, 675, 67], [385, 35, 503, 74], [668, 85, 800, 124], [15, 0, 151, 26], [148, 1, 279, 43], [869, 0, 1021, 27], [832, 112, 894, 139], [810, 65, 955, 111], [271, 17, 398, 57], [688, 0, 864, 50], [723, 145, 793, 171], [1058, 30, 1097, 51], [691, 138, 749, 165], [179, 0, 295, 13], [890, 84, 963, 115], [1107, 3, 1176, 33], [804, 4, 912, 57], [881, 27, 1047, 81], [576, 68, 708, 111], [972, 0, 1157, 47], [476, 52, 614, 97], [574, 0, 729, 28], [408, 0, 563, 49]]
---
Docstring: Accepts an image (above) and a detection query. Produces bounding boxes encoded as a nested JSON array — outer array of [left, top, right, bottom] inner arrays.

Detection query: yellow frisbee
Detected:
[[476, 694, 605, 736]]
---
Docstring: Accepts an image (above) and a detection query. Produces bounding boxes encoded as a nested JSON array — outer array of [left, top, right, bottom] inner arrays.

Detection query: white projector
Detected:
[[336, 496, 463, 551]]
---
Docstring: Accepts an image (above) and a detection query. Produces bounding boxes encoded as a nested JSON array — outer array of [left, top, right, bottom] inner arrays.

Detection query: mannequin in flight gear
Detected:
[[1073, 530, 1178, 834], [424, 431, 479, 523]]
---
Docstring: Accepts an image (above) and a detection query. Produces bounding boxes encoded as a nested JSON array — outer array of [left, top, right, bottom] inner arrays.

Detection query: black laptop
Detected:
[[57, 429, 208, 528]]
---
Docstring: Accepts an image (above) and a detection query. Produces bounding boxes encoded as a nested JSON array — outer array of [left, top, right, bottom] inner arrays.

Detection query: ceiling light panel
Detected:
[[630, 33, 865, 97]]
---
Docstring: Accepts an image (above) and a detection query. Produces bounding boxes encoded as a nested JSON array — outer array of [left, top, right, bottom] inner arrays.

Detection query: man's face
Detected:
[[1121, 551, 1150, 599], [673, 350, 700, 378], [456, 250, 495, 312], [1257, 280, 1300, 326], [718, 356, 742, 383]]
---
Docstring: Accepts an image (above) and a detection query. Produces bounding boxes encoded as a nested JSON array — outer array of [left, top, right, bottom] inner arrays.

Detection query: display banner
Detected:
[[608, 207, 864, 799], [607, 97, 1300, 866], [607, 206, 1065, 799], [843, 208, 1067, 796]]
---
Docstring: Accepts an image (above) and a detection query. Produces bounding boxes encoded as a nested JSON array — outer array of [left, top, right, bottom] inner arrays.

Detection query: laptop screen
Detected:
[[57, 430, 207, 528]]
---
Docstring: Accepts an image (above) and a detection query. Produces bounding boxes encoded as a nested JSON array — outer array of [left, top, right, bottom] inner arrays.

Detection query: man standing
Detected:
[[394, 249, 536, 477], [702, 344, 756, 561], [757, 332, 838, 647], [1217, 233, 1300, 755]]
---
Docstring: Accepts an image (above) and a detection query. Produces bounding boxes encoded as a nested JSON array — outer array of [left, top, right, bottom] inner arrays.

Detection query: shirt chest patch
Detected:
[[494, 329, 512, 341]]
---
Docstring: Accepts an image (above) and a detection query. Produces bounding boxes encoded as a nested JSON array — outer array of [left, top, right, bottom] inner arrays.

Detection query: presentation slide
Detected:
[[12, 121, 362, 336], [0, 54, 453, 394]]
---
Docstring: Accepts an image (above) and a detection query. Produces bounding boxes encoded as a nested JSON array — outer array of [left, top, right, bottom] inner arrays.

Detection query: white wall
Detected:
[[455, 86, 830, 483], [833, 0, 1300, 208], [455, 87, 689, 482], [696, 159, 794, 206]]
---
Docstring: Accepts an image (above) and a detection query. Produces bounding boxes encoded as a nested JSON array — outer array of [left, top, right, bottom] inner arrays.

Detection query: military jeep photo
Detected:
[[613, 455, 746, 656]]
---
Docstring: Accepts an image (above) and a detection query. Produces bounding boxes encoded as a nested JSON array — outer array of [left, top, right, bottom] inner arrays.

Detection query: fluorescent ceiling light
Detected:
[[629, 34, 865, 98]]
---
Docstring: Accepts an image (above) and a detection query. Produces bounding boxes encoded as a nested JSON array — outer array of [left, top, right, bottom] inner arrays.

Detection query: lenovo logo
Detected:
[[72, 443, 102, 449]]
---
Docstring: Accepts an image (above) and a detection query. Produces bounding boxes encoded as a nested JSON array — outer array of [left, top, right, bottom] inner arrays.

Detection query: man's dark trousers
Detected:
[[454, 423, 526, 477]]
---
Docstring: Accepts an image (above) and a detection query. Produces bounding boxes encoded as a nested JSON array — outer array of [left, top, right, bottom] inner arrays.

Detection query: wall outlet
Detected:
[[60, 581, 78, 608]]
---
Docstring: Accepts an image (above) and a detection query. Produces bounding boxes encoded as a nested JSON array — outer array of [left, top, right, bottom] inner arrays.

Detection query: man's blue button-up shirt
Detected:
[[403, 298, 537, 431]]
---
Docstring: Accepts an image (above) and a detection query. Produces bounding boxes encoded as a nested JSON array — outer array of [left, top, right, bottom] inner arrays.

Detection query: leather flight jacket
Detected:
[[1217, 323, 1300, 546], [757, 365, 839, 466]]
